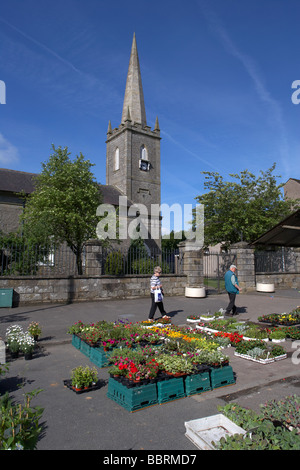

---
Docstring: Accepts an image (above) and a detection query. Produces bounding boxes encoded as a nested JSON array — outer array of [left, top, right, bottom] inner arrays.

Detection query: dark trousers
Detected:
[[225, 292, 237, 315], [148, 293, 166, 319]]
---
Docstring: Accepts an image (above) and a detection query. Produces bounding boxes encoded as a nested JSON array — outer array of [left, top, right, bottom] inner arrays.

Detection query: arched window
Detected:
[[140, 145, 148, 160], [114, 147, 120, 171]]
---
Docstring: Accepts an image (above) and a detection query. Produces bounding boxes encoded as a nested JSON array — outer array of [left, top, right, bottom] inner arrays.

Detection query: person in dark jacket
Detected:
[[224, 265, 241, 316]]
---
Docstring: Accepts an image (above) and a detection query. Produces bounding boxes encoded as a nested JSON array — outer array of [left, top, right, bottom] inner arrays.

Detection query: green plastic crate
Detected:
[[107, 378, 158, 412], [185, 371, 211, 396], [89, 346, 110, 368], [157, 376, 186, 404], [80, 340, 91, 358], [0, 289, 13, 308], [210, 365, 235, 389], [72, 334, 81, 350]]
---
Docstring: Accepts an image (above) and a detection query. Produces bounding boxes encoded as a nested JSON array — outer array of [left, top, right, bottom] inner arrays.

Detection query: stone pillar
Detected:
[[229, 241, 255, 291], [179, 240, 204, 288], [85, 239, 103, 276], [0, 340, 5, 365]]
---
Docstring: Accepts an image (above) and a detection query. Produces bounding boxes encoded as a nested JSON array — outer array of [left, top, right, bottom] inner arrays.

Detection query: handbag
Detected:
[[154, 288, 163, 303]]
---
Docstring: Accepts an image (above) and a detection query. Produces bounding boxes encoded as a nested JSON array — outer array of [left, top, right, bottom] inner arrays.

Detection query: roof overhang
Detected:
[[252, 210, 300, 247]]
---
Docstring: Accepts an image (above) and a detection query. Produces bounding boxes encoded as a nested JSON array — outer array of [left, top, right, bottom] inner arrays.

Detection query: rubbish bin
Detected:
[[0, 289, 13, 307]]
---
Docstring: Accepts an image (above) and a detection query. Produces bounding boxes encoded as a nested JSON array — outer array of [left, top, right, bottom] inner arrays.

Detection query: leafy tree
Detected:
[[194, 164, 299, 248], [161, 230, 186, 251], [20, 145, 102, 274]]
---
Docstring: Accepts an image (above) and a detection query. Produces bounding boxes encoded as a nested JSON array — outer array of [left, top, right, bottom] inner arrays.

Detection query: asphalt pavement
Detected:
[[0, 289, 300, 451]]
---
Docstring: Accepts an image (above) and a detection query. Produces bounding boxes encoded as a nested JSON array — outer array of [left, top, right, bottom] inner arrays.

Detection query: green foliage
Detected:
[[71, 366, 98, 389], [0, 389, 44, 450], [260, 395, 300, 431], [214, 396, 300, 450], [130, 258, 171, 274], [126, 238, 171, 274], [194, 164, 299, 247], [105, 251, 124, 275], [161, 230, 186, 250], [20, 145, 102, 274], [0, 232, 52, 275]]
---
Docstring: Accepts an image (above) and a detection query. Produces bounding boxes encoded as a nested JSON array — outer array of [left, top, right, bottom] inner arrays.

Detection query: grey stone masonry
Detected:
[[229, 242, 256, 291], [85, 239, 103, 276], [0, 274, 187, 305], [179, 240, 204, 287], [0, 340, 5, 365]]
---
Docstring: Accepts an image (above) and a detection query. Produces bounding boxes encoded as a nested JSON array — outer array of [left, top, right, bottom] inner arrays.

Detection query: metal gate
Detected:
[[203, 252, 237, 294]]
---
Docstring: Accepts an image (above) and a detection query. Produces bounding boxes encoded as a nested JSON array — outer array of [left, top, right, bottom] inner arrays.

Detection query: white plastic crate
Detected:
[[185, 414, 246, 450]]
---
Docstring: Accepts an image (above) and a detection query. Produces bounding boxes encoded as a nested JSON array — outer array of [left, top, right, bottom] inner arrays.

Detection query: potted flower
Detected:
[[108, 363, 126, 380], [5, 324, 24, 358], [157, 354, 194, 376], [269, 329, 286, 342], [67, 320, 85, 336], [206, 350, 229, 368], [82, 366, 98, 388], [243, 326, 269, 341], [187, 315, 201, 323], [270, 344, 287, 361], [19, 332, 35, 360], [71, 366, 84, 391], [200, 311, 224, 322], [71, 365, 98, 391], [28, 322, 42, 341], [6, 336, 21, 358]]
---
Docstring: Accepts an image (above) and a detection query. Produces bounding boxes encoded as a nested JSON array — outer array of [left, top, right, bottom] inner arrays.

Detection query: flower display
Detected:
[[214, 331, 243, 345], [258, 308, 300, 326], [27, 322, 42, 339], [18, 332, 35, 354]]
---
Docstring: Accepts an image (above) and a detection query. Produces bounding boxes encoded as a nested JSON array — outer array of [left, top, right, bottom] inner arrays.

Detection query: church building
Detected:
[[0, 34, 162, 250]]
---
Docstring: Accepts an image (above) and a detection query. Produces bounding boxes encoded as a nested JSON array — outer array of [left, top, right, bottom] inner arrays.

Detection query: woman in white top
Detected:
[[148, 266, 170, 321]]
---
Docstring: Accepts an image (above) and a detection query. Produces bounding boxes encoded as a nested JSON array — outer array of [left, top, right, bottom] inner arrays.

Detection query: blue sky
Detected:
[[1, 0, 300, 233]]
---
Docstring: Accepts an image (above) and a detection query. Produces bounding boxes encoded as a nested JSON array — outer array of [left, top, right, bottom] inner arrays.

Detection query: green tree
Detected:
[[161, 230, 186, 251], [194, 164, 299, 248], [20, 145, 102, 274]]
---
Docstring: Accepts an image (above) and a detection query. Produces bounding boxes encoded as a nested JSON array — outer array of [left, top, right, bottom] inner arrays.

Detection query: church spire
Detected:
[[121, 33, 147, 127]]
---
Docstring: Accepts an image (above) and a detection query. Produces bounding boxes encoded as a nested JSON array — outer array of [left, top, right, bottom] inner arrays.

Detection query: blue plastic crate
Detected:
[[157, 376, 186, 404], [107, 378, 158, 412], [185, 371, 211, 396]]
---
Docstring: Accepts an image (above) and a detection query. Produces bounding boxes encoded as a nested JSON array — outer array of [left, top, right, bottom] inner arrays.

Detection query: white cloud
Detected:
[[0, 133, 19, 165]]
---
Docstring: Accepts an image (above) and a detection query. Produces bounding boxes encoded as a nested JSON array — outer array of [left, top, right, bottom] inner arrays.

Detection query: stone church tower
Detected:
[[106, 34, 161, 249]]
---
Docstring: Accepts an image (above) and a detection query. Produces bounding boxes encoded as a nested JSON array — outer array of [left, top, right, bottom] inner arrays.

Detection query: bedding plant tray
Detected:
[[63, 379, 103, 394]]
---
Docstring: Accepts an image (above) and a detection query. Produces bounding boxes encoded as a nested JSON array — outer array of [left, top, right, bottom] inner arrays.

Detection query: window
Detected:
[[139, 145, 150, 171], [114, 148, 119, 171], [140, 145, 148, 160]]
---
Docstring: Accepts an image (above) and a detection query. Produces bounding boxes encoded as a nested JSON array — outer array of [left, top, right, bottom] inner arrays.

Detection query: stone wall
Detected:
[[256, 272, 300, 290], [0, 274, 187, 306]]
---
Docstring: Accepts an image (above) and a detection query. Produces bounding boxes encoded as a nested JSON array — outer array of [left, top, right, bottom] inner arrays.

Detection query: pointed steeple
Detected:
[[121, 33, 147, 127], [107, 120, 112, 135]]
